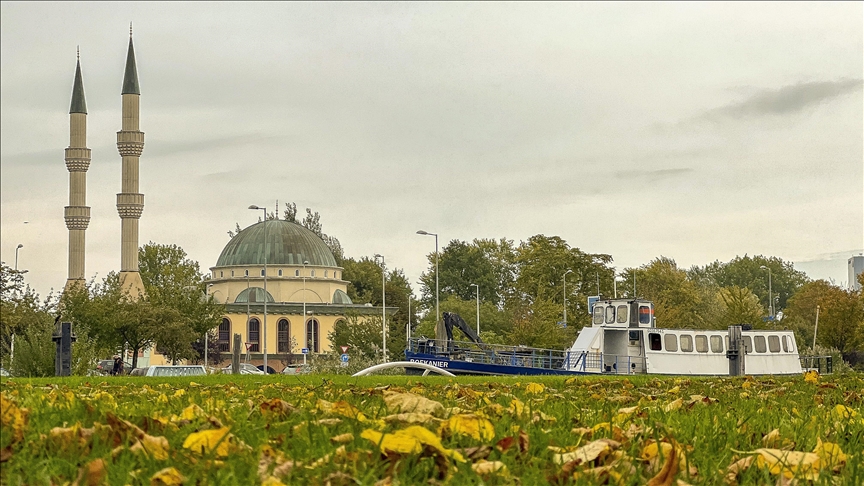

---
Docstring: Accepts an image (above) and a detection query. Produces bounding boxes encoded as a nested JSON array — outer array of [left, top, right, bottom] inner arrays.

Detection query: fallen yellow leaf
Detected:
[[553, 438, 620, 465], [439, 414, 496, 441], [130, 434, 170, 460], [150, 466, 184, 486], [182, 427, 244, 457], [803, 370, 818, 384], [383, 391, 445, 417], [361, 425, 465, 462], [813, 438, 846, 473], [525, 383, 545, 394]]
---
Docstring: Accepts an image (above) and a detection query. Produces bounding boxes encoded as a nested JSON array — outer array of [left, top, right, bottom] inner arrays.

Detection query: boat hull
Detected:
[[405, 351, 587, 376]]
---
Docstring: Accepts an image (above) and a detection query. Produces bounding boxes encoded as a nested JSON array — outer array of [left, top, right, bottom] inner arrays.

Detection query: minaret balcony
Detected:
[[64, 206, 91, 230], [117, 130, 145, 156], [117, 193, 144, 219], [64, 148, 92, 172]]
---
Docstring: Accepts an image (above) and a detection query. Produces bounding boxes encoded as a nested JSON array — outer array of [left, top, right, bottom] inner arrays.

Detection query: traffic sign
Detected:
[[340, 345, 350, 353], [340, 354, 349, 363], [301, 348, 309, 354], [245, 343, 253, 351]]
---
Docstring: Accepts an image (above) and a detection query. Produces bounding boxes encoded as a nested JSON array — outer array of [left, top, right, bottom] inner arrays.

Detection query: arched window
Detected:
[[278, 269, 283, 276], [245, 269, 249, 277], [231, 270, 234, 277], [325, 270, 328, 277], [311, 270, 316, 277], [218, 318, 231, 352], [277, 318, 291, 353], [306, 318, 320, 353], [295, 269, 300, 277], [220, 271, 223, 277], [248, 318, 260, 352], [261, 269, 265, 276]]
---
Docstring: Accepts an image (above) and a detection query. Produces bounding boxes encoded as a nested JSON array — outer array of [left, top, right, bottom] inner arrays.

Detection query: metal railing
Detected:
[[800, 355, 833, 374], [409, 339, 647, 375]]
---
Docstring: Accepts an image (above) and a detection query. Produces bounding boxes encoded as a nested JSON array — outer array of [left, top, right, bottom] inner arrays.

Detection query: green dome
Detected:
[[216, 220, 337, 267]]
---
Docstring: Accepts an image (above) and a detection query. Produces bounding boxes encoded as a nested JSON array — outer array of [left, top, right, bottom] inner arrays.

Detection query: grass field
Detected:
[[1, 372, 861, 485]]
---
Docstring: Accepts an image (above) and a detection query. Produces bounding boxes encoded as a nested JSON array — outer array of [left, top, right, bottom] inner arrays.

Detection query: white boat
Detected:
[[564, 298, 803, 375]]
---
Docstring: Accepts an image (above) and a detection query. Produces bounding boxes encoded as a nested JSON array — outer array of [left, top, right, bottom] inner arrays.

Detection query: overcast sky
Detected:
[[2, 2, 862, 300]]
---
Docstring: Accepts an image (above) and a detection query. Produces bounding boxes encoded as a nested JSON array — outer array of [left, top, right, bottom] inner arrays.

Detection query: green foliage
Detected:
[[329, 313, 384, 361], [784, 280, 863, 357], [717, 286, 764, 329], [506, 299, 577, 349]]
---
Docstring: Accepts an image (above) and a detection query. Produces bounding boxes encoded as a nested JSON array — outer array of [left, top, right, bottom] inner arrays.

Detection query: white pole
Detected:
[[262, 210, 268, 374], [812, 305, 820, 351], [416, 230, 440, 324], [375, 254, 386, 362], [303, 260, 308, 355], [407, 295, 411, 345]]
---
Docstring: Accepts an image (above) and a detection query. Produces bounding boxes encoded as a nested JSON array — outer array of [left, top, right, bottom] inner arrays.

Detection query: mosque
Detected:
[[63, 29, 388, 372]]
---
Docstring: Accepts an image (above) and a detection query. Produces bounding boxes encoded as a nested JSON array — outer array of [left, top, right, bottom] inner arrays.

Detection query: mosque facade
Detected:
[[64, 30, 389, 372]]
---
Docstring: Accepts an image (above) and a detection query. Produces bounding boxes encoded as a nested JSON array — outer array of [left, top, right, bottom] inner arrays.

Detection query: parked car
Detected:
[[221, 363, 266, 375], [129, 367, 148, 376], [143, 365, 206, 377], [95, 358, 133, 375], [281, 365, 312, 375]]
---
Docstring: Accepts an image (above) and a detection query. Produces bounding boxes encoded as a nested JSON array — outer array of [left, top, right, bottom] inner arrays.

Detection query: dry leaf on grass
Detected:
[[182, 427, 248, 457], [472, 459, 508, 476], [439, 414, 496, 441], [382, 412, 441, 425], [0, 394, 28, 443], [361, 425, 465, 462], [383, 391, 445, 416], [150, 466, 184, 486], [553, 438, 621, 465], [72, 458, 107, 486]]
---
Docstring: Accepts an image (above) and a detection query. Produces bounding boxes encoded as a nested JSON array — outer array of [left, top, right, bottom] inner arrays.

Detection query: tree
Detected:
[[507, 299, 577, 349], [784, 280, 863, 357], [622, 257, 720, 329], [413, 294, 513, 344], [717, 286, 764, 329], [693, 255, 808, 316], [329, 313, 383, 361]]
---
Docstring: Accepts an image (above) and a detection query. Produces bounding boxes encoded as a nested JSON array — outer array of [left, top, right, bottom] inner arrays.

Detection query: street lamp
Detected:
[[469, 283, 480, 337], [302, 260, 309, 360], [374, 254, 387, 362], [759, 265, 773, 319], [416, 230, 439, 324], [563, 269, 573, 327], [249, 205, 268, 373], [15, 244, 23, 271]]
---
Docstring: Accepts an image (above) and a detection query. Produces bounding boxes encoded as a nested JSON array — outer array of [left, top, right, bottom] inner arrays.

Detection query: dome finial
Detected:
[[130, 21, 133, 38], [77, 45, 80, 61]]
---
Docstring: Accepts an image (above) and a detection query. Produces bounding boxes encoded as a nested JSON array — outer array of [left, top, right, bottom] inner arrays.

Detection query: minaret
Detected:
[[116, 25, 146, 297], [64, 48, 91, 291]]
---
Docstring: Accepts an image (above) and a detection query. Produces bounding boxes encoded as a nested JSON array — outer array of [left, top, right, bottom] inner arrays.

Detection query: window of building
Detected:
[[245, 269, 249, 277], [231, 270, 234, 277], [220, 271, 223, 277], [754, 336, 767, 353], [768, 335, 781, 353], [593, 306, 604, 325], [664, 334, 678, 352], [710, 335, 724, 353], [311, 270, 316, 277], [248, 318, 260, 352], [295, 269, 300, 277], [649, 333, 662, 351], [743, 336, 753, 353], [695, 335, 708, 353], [218, 318, 231, 352], [639, 305, 652, 325], [680, 335, 693, 352], [277, 319, 290, 353], [306, 319, 320, 353], [616, 305, 628, 323], [335, 271, 339, 279], [325, 270, 329, 278], [605, 305, 615, 324], [278, 269, 283, 276]]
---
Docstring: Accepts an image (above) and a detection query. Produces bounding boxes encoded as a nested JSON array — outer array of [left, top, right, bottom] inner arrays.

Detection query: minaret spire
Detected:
[[64, 50, 91, 290], [116, 29, 146, 297]]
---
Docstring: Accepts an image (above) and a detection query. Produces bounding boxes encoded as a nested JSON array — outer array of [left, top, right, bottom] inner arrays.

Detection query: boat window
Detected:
[[742, 336, 752, 353], [616, 305, 628, 323], [605, 305, 616, 324], [695, 335, 708, 353], [664, 334, 678, 352], [680, 335, 693, 352], [768, 335, 780, 353], [649, 333, 662, 351], [782, 335, 789, 352], [639, 305, 652, 325], [754, 336, 767, 353], [710, 335, 723, 353], [593, 306, 604, 325], [628, 330, 641, 341]]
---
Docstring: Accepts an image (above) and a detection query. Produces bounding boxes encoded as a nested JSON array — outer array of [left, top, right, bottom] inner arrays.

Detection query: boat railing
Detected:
[[564, 351, 645, 374], [800, 355, 833, 374], [408, 338, 571, 372]]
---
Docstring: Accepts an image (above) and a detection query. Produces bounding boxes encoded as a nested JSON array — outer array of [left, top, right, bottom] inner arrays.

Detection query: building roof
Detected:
[[216, 220, 338, 268], [69, 58, 87, 114], [122, 37, 140, 95]]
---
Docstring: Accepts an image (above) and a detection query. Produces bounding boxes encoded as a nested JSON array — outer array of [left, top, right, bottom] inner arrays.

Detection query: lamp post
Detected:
[[249, 205, 268, 374], [302, 260, 308, 359], [15, 244, 23, 271], [374, 254, 387, 362], [416, 230, 439, 324], [759, 265, 773, 319], [563, 269, 573, 328], [469, 283, 480, 336]]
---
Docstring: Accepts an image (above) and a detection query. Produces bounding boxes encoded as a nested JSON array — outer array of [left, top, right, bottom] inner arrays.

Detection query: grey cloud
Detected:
[[703, 78, 862, 120]]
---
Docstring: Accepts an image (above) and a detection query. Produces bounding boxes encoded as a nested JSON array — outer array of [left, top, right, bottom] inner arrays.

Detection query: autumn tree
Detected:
[[784, 280, 863, 358]]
